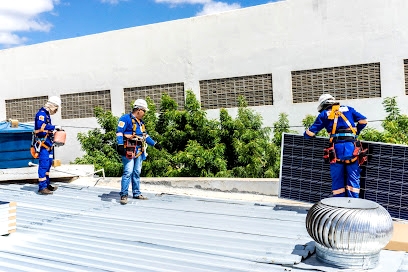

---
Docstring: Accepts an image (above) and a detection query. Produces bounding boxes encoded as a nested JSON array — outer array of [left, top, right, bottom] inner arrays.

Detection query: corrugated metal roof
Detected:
[[400, 255, 408, 272], [0, 183, 405, 272]]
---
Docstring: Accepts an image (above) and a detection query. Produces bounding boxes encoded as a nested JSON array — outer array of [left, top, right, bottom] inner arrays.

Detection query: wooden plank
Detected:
[[385, 222, 408, 252]]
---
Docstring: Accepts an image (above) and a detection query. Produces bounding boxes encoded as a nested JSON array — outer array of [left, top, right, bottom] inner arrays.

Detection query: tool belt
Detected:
[[353, 140, 368, 165], [323, 140, 367, 165], [30, 133, 53, 159], [323, 143, 337, 164], [124, 136, 145, 159]]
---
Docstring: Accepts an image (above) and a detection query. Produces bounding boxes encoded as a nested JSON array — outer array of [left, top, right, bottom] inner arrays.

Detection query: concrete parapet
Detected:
[[94, 177, 280, 196]]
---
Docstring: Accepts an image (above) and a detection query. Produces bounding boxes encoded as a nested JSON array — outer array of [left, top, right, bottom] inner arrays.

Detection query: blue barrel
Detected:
[[0, 121, 38, 169]]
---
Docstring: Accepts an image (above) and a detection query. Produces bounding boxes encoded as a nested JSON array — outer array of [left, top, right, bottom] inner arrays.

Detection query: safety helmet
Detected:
[[133, 99, 149, 111], [317, 94, 336, 112], [48, 96, 61, 107]]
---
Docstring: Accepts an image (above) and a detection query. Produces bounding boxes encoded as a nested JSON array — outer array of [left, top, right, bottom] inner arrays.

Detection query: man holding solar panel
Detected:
[[304, 94, 368, 198]]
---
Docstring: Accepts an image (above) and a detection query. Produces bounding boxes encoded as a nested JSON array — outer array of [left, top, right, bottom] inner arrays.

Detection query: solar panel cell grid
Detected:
[[401, 208, 408, 219], [377, 181, 391, 192], [364, 190, 377, 201], [401, 195, 408, 207], [389, 183, 403, 194], [279, 133, 408, 220], [387, 206, 400, 218]]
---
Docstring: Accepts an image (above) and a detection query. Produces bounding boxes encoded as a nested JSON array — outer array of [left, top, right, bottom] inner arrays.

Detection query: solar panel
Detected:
[[279, 133, 408, 220]]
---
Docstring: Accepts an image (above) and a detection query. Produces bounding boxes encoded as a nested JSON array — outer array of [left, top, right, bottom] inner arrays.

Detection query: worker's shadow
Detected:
[[98, 191, 121, 202], [20, 185, 39, 193], [273, 204, 309, 214]]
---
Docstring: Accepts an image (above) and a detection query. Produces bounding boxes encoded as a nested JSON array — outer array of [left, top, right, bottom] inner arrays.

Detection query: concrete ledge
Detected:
[[96, 177, 280, 196], [0, 164, 95, 181]]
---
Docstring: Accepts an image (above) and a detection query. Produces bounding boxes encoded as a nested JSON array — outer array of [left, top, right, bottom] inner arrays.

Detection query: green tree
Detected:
[[73, 107, 122, 177], [144, 90, 228, 177], [302, 114, 329, 137], [360, 96, 408, 144], [74, 92, 281, 178], [221, 96, 280, 178], [273, 113, 298, 146]]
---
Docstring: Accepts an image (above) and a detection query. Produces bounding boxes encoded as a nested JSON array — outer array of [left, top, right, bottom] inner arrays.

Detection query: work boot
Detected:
[[47, 184, 58, 191], [133, 195, 148, 200], [38, 188, 53, 195], [120, 195, 128, 205]]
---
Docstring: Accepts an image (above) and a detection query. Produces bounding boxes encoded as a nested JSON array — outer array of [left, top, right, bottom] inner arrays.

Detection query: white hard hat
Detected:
[[317, 94, 335, 112], [48, 96, 61, 107], [133, 99, 149, 111]]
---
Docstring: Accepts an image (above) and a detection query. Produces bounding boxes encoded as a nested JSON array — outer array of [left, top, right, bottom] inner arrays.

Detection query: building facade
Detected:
[[1, 0, 408, 164]]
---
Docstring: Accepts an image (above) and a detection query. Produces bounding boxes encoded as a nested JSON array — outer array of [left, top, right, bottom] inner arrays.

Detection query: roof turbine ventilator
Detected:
[[305, 197, 394, 269]]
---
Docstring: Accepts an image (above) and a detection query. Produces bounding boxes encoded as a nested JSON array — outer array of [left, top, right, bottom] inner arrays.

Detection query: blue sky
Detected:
[[0, 0, 276, 49]]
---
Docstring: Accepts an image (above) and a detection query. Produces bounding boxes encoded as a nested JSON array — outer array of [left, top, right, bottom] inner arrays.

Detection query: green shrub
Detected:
[[74, 91, 282, 178], [75, 93, 408, 178], [73, 107, 122, 177]]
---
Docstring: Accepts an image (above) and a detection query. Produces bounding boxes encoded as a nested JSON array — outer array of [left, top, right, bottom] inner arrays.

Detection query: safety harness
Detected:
[[30, 126, 54, 159], [323, 104, 367, 165], [124, 115, 147, 159]]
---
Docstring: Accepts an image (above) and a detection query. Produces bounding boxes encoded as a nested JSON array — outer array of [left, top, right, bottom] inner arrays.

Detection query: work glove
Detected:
[[54, 125, 62, 131], [117, 145, 126, 156], [155, 142, 163, 151]]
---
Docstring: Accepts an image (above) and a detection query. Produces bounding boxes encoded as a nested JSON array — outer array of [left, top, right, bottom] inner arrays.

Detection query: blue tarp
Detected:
[[0, 121, 38, 169], [0, 121, 34, 133]]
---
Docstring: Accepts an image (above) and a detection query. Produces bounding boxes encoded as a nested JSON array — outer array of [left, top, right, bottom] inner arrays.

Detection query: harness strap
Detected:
[[320, 106, 368, 165], [330, 133, 355, 138], [32, 134, 53, 154], [40, 142, 53, 151], [336, 156, 358, 164], [124, 115, 147, 159], [329, 105, 357, 143], [131, 116, 146, 136], [339, 114, 357, 134]]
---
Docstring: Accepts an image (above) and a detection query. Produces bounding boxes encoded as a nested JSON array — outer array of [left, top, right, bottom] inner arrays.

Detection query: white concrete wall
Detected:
[[1, 0, 408, 163]]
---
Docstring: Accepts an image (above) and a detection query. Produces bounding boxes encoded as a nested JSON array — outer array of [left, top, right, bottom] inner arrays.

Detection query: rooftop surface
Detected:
[[0, 180, 406, 272]]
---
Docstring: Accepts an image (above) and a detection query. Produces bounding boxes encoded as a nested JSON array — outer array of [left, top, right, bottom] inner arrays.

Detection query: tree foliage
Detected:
[[359, 96, 408, 144], [143, 90, 227, 177], [74, 90, 282, 178], [74, 93, 408, 178], [302, 114, 329, 137], [219, 97, 280, 178], [273, 113, 298, 146], [73, 107, 122, 177]]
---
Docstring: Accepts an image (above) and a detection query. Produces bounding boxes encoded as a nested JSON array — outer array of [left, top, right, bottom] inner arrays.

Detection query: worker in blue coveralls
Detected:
[[116, 99, 162, 205], [304, 94, 368, 198], [34, 96, 62, 195]]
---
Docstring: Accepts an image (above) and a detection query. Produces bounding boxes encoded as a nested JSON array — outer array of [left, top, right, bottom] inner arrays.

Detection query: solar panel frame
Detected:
[[279, 133, 408, 220]]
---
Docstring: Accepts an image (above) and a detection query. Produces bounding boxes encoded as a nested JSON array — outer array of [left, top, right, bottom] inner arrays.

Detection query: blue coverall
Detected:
[[304, 105, 367, 198], [34, 107, 56, 191], [116, 113, 156, 197]]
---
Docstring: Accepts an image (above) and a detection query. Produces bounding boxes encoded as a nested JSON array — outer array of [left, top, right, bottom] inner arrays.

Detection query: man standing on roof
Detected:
[[304, 94, 368, 198], [116, 99, 162, 205], [34, 96, 62, 195]]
